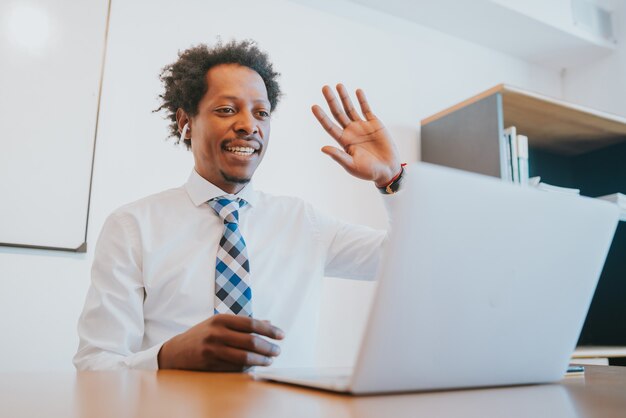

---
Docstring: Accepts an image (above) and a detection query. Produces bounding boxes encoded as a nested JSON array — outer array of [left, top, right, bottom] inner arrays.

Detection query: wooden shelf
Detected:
[[422, 84, 626, 156]]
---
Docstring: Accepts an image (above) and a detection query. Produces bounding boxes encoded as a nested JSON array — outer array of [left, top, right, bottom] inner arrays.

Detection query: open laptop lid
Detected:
[[350, 162, 619, 394]]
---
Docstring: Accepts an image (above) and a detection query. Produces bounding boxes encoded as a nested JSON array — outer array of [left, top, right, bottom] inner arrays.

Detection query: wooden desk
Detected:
[[1, 365, 625, 418]]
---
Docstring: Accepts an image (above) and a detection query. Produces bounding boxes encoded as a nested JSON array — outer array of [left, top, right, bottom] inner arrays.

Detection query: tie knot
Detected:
[[208, 196, 247, 224]]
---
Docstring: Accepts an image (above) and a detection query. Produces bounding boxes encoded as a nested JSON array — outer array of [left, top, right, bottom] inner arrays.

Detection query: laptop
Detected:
[[253, 162, 619, 394]]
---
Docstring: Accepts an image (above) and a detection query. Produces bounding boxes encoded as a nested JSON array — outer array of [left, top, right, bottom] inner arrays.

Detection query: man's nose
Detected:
[[234, 111, 259, 136]]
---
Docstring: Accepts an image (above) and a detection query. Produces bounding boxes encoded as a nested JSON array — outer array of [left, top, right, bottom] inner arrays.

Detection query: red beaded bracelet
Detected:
[[378, 163, 407, 194]]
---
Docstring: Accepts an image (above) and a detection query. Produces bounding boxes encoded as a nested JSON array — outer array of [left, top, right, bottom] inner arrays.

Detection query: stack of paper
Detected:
[[597, 193, 626, 221], [529, 176, 581, 195]]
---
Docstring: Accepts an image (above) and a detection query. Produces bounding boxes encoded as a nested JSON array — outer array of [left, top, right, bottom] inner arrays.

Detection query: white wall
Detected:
[[0, 0, 564, 371], [563, 0, 626, 117]]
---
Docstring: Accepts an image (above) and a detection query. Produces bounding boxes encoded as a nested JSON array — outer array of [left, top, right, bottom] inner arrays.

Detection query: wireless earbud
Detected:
[[178, 123, 189, 145]]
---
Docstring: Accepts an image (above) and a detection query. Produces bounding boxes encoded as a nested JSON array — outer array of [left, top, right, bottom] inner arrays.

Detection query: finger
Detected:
[[215, 314, 285, 340], [321, 146, 356, 173], [311, 105, 343, 142], [224, 332, 281, 357], [321, 85, 351, 128], [336, 84, 362, 122], [213, 345, 274, 367], [356, 89, 375, 121]]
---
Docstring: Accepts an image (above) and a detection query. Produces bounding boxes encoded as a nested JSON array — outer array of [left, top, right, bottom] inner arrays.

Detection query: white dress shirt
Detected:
[[74, 169, 395, 370]]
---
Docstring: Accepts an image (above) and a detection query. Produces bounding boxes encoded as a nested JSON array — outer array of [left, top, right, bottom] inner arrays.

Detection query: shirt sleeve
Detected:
[[73, 211, 162, 370], [314, 192, 401, 280]]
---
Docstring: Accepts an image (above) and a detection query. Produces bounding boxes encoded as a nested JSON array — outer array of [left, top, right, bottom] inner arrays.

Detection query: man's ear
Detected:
[[176, 108, 191, 138]]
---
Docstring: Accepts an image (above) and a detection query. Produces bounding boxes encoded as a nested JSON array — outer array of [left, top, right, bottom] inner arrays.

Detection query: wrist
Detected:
[[377, 163, 406, 194], [157, 339, 177, 369], [375, 166, 400, 188]]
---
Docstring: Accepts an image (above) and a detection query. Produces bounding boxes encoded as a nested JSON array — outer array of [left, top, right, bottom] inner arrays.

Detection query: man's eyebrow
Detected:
[[215, 95, 270, 105]]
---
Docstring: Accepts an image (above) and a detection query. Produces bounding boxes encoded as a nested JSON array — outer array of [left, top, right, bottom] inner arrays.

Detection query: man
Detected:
[[74, 40, 403, 371]]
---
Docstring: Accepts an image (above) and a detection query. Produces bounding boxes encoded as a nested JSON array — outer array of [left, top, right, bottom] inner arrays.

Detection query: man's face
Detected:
[[188, 64, 271, 193]]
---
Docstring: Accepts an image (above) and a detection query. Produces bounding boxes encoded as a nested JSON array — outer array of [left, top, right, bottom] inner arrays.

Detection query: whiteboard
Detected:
[[0, 0, 109, 252]]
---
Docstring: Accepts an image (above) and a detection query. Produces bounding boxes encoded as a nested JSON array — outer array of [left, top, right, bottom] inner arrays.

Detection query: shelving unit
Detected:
[[420, 84, 626, 348]]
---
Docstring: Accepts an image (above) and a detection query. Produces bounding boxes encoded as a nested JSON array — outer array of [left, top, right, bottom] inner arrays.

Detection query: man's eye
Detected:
[[258, 110, 270, 118], [216, 108, 235, 114]]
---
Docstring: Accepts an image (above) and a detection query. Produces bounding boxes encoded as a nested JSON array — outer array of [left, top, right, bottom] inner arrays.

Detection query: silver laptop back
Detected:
[[350, 162, 618, 394]]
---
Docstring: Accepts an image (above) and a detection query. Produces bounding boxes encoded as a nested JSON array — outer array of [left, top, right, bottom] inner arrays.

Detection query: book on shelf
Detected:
[[501, 127, 529, 186], [517, 134, 529, 186], [504, 127, 519, 183], [500, 128, 513, 182]]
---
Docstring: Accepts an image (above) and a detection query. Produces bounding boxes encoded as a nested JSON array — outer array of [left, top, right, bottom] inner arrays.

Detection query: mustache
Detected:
[[234, 132, 262, 141], [223, 135, 263, 146]]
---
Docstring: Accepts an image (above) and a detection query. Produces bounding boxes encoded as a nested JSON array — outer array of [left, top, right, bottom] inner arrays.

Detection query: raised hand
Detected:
[[312, 84, 401, 187]]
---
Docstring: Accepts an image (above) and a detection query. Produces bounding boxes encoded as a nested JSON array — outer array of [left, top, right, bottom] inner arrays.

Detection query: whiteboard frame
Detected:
[[0, 0, 111, 253]]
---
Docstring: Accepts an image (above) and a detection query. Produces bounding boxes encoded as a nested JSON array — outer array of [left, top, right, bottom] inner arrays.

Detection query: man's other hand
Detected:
[[157, 314, 285, 371]]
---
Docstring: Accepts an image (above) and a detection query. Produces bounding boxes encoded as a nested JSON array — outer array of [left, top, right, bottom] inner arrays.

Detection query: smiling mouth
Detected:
[[224, 146, 257, 157]]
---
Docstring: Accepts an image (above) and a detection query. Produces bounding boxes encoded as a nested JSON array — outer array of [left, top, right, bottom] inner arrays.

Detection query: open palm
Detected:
[[312, 84, 401, 187]]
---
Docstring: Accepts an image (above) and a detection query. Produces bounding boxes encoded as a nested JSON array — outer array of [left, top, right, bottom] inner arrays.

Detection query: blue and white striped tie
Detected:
[[208, 196, 252, 317]]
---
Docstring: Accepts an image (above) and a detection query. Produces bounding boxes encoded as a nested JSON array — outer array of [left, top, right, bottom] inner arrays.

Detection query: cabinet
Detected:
[[420, 84, 626, 348]]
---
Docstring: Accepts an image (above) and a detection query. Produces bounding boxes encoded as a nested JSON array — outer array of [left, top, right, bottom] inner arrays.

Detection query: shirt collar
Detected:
[[184, 169, 257, 208]]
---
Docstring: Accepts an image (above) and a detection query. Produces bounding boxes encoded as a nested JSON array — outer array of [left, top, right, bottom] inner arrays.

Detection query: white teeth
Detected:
[[225, 146, 255, 156]]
